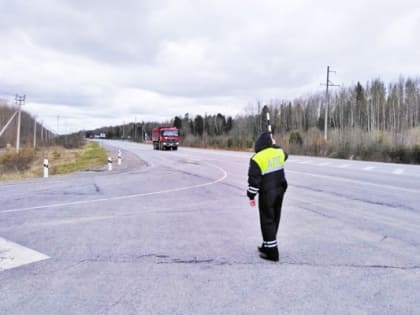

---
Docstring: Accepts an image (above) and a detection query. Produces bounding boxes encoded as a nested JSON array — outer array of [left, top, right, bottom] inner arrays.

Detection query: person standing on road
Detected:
[[247, 132, 288, 261]]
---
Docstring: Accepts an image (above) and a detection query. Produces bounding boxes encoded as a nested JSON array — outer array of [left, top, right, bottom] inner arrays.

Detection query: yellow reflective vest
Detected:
[[252, 147, 286, 175]]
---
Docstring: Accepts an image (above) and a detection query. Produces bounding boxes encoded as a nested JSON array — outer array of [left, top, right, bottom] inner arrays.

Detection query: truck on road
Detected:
[[152, 127, 179, 150]]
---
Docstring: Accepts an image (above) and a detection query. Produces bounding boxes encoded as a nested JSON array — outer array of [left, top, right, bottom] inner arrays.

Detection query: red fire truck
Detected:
[[152, 127, 179, 150]]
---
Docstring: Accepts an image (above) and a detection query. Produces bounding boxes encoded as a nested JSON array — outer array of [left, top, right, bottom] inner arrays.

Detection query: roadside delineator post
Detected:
[[108, 157, 112, 171], [118, 150, 122, 165], [43, 159, 48, 178]]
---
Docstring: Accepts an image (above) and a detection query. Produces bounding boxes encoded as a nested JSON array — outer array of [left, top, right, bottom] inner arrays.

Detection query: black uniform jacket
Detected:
[[247, 133, 288, 200]]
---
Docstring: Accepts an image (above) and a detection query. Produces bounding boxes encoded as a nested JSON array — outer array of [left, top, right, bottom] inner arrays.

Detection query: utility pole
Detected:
[[33, 117, 37, 148], [57, 115, 60, 135], [15, 94, 25, 153], [322, 66, 339, 140], [203, 113, 206, 139], [134, 117, 137, 141], [40, 122, 44, 143], [0, 111, 18, 138]]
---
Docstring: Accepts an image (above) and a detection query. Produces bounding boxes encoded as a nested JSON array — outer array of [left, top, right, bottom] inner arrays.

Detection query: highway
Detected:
[[1, 140, 420, 314]]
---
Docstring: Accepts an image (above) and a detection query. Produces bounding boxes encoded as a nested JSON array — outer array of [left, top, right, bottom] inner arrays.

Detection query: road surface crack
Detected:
[[93, 183, 101, 193], [281, 260, 420, 270], [170, 258, 217, 264], [57, 255, 420, 271]]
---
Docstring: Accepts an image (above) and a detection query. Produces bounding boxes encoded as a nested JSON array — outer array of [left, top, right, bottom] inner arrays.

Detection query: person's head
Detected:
[[254, 132, 273, 152]]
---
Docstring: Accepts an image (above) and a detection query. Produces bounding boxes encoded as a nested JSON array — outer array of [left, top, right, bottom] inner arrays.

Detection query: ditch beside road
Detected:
[[0, 141, 108, 181]]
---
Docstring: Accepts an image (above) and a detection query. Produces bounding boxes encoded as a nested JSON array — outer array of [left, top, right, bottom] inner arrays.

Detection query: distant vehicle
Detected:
[[152, 127, 179, 150], [92, 132, 106, 139]]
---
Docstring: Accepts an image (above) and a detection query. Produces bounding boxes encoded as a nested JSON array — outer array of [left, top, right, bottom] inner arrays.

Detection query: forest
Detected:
[[90, 76, 420, 164], [2, 76, 420, 164]]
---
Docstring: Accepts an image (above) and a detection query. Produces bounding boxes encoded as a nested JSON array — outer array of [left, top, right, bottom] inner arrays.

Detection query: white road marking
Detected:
[[393, 168, 404, 175], [363, 166, 375, 171], [338, 164, 351, 168], [298, 160, 311, 164], [0, 237, 49, 271], [287, 170, 420, 194], [0, 163, 228, 214], [318, 162, 330, 166]]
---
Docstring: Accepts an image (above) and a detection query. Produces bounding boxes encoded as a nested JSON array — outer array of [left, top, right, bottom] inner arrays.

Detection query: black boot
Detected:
[[259, 246, 279, 262], [258, 244, 267, 253]]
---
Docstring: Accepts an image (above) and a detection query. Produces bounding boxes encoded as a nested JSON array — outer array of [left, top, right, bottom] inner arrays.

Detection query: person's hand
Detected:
[[249, 199, 256, 207]]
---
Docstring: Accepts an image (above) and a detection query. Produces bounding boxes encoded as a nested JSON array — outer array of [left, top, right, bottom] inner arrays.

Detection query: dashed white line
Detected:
[[298, 160, 312, 164], [393, 168, 404, 175], [363, 166, 375, 171], [287, 170, 419, 194], [338, 164, 351, 168]]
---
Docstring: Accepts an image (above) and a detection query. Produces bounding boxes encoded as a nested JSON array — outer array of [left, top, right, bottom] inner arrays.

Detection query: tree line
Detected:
[[169, 76, 420, 163], [88, 76, 420, 164], [4, 75, 419, 164]]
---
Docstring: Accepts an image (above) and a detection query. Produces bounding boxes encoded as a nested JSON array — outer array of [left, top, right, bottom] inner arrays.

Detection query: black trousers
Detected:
[[258, 187, 286, 242]]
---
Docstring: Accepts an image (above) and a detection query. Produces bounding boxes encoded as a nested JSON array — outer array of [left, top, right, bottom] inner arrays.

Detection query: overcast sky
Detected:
[[1, 0, 419, 133]]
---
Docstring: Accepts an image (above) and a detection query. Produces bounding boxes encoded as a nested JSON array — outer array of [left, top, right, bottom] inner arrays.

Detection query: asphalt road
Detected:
[[1, 140, 419, 314]]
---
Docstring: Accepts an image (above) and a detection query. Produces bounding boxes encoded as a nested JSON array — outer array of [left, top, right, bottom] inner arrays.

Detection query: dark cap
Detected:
[[254, 132, 272, 153]]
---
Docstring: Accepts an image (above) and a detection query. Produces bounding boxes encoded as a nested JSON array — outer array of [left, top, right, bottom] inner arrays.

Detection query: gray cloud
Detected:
[[1, 0, 419, 132]]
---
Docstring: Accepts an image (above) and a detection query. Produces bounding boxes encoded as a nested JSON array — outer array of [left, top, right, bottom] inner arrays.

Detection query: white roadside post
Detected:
[[118, 150, 122, 165], [43, 159, 48, 178], [108, 157, 113, 171]]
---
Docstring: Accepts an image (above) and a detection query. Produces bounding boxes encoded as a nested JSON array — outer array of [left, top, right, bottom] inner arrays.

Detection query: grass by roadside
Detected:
[[0, 141, 108, 181]]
